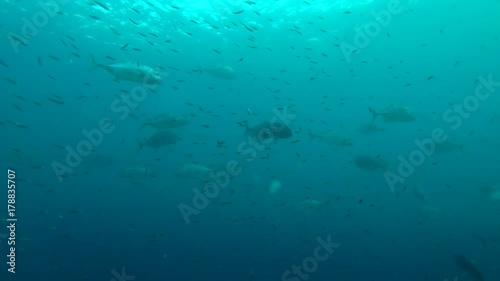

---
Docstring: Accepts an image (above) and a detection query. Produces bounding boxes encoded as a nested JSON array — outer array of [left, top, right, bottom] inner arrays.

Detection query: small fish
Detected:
[[3, 78, 17, 85], [241, 22, 253, 32], [0, 59, 9, 68], [289, 29, 302, 35], [47, 97, 65, 105], [12, 104, 23, 112], [48, 55, 60, 61], [94, 1, 110, 11], [9, 34, 27, 47], [129, 18, 138, 25]]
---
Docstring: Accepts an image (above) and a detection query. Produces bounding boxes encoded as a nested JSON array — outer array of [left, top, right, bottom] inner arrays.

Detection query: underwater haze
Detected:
[[1, 0, 499, 280]]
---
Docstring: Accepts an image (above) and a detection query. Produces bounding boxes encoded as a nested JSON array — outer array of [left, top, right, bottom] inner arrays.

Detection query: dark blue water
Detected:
[[1, 0, 499, 281]]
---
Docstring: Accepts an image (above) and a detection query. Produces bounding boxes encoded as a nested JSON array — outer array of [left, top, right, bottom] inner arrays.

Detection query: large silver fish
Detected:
[[309, 129, 352, 147], [174, 163, 212, 180], [137, 130, 180, 151], [354, 155, 388, 171], [201, 65, 237, 79], [239, 120, 293, 144], [369, 105, 415, 123], [90, 55, 162, 84]]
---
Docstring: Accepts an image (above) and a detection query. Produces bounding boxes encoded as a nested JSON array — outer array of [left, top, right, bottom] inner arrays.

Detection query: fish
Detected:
[[308, 129, 352, 146], [296, 199, 325, 211], [93, 1, 110, 11], [239, 120, 293, 144], [454, 254, 484, 281], [174, 163, 212, 180], [200, 65, 237, 79], [0, 59, 8, 68], [369, 105, 416, 123], [138, 130, 180, 151], [120, 166, 157, 179], [3, 78, 17, 85], [90, 54, 162, 84], [354, 155, 388, 171], [47, 97, 65, 105], [358, 122, 385, 135], [140, 113, 190, 130]]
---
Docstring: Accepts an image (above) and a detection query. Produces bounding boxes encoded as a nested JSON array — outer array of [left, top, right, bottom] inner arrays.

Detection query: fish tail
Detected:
[[368, 107, 379, 122], [89, 54, 103, 71]]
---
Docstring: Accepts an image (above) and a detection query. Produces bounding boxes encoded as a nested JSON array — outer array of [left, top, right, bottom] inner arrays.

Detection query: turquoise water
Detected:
[[1, 0, 499, 280]]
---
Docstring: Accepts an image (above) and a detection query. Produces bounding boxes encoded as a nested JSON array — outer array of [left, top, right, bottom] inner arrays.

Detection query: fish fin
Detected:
[[368, 107, 379, 122], [89, 54, 104, 71]]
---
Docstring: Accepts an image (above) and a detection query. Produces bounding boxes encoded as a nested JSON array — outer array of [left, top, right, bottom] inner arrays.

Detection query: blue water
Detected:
[[1, 0, 499, 280]]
